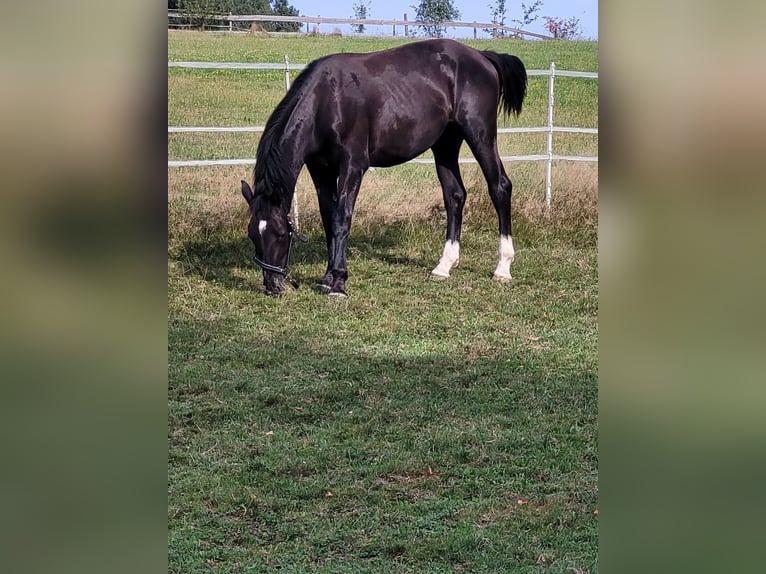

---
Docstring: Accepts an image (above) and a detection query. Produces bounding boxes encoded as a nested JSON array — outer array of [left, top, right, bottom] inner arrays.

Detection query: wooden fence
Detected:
[[167, 10, 553, 40]]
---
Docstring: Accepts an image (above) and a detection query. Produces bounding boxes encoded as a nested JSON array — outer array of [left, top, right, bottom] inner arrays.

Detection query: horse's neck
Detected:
[[277, 120, 313, 204], [283, 111, 313, 168], [275, 148, 302, 211], [257, 141, 305, 211], [257, 106, 314, 210]]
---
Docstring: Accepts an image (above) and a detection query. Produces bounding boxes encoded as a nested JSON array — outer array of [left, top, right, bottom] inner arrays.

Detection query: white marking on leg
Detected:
[[493, 235, 515, 280], [258, 220, 268, 235], [431, 240, 460, 278]]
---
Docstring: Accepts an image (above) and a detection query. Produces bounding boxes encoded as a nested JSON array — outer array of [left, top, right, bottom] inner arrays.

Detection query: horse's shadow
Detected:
[[173, 223, 433, 291]]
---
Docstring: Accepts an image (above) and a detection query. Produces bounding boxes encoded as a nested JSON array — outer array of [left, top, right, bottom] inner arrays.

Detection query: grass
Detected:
[[167, 32, 598, 72], [169, 31, 598, 573]]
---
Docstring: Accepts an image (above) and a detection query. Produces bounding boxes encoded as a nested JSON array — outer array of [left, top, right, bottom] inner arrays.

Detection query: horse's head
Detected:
[[241, 180, 292, 296]]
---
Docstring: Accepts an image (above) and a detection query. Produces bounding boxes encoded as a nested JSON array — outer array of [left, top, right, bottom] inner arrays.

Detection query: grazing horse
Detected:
[[241, 39, 527, 297]]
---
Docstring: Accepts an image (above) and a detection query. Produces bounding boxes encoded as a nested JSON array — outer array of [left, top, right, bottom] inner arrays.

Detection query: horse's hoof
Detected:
[[430, 273, 449, 281], [314, 283, 331, 294], [492, 274, 512, 283], [328, 291, 347, 299]]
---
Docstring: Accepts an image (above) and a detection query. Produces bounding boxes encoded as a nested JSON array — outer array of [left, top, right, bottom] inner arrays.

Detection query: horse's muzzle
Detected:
[[263, 273, 286, 297]]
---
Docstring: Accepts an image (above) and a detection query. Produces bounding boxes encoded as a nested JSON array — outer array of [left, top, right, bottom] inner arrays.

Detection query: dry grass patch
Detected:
[[168, 159, 597, 250], [168, 166, 250, 251]]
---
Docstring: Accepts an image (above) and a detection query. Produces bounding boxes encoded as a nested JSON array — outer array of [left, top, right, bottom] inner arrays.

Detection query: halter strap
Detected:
[[252, 217, 307, 284], [252, 255, 288, 276]]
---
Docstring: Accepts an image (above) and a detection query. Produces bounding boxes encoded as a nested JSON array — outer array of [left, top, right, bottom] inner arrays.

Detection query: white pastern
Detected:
[[258, 220, 268, 235], [493, 235, 515, 279], [431, 240, 460, 278]]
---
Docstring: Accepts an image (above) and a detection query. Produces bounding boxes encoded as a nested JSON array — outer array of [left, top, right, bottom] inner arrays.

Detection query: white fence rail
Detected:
[[168, 60, 598, 208]]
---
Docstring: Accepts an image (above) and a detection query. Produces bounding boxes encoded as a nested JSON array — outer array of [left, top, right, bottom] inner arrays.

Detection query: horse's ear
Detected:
[[241, 180, 254, 205]]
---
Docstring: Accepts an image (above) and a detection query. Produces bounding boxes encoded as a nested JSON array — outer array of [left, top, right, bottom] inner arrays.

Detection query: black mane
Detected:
[[253, 56, 327, 207]]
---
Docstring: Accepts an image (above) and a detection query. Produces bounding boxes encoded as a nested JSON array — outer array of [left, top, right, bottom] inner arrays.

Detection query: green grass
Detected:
[[167, 32, 598, 72], [169, 32, 598, 573], [169, 219, 597, 573]]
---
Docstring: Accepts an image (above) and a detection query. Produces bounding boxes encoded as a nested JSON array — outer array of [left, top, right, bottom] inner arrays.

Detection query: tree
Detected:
[[176, 1, 300, 32], [351, 1, 371, 35], [542, 15, 582, 39], [502, 1, 543, 38], [488, 1, 542, 38], [178, 0, 220, 30], [270, 0, 300, 32], [486, 0, 507, 38], [514, 1, 543, 26], [511, 1, 542, 29], [412, 0, 460, 38]]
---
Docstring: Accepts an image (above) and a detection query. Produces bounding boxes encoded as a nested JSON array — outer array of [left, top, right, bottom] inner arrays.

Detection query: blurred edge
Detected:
[[0, 2, 167, 573], [600, 1, 766, 573]]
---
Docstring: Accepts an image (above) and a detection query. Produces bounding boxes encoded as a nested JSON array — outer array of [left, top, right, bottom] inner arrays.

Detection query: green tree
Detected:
[[511, 1, 543, 28], [485, 0, 507, 38], [486, 1, 543, 38], [412, 0, 460, 38], [351, 1, 371, 35], [216, 0, 271, 13], [177, 0, 300, 32], [270, 0, 300, 32], [178, 0, 220, 30]]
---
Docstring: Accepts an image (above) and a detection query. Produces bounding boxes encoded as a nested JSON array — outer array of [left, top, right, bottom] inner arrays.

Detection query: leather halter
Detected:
[[252, 217, 307, 285]]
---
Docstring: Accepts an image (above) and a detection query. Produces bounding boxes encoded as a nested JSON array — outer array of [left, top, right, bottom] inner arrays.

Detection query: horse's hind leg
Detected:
[[430, 128, 467, 280], [464, 133, 515, 281]]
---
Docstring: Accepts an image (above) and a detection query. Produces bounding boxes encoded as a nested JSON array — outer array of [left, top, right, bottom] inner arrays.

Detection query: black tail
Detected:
[[481, 50, 527, 117]]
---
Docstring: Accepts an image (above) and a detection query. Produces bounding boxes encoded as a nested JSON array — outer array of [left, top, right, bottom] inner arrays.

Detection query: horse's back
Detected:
[[319, 39, 494, 96], [305, 40, 497, 166]]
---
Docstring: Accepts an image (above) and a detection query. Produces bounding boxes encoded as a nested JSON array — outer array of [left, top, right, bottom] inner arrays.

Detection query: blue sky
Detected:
[[285, 1, 598, 40]]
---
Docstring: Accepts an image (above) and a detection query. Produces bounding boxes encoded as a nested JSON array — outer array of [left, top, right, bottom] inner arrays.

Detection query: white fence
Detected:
[[168, 59, 598, 208]]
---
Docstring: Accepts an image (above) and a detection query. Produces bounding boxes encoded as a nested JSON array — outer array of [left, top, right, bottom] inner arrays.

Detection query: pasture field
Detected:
[[168, 31, 598, 223], [169, 31, 598, 573]]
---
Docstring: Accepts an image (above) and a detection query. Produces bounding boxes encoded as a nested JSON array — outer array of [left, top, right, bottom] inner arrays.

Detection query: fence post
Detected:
[[283, 55, 300, 231], [404, 14, 408, 37], [229, 12, 232, 32], [283, 54, 291, 92], [545, 62, 555, 209]]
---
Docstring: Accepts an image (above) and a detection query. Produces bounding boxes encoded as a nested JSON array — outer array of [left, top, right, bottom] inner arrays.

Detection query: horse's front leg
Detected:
[[315, 191, 336, 293], [326, 162, 366, 297], [306, 161, 340, 293]]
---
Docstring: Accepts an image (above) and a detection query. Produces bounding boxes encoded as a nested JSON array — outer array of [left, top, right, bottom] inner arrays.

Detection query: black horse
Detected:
[[241, 39, 527, 297]]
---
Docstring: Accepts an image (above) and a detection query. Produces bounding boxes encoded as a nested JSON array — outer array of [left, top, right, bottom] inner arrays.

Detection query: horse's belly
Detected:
[[369, 146, 430, 168], [368, 119, 445, 167]]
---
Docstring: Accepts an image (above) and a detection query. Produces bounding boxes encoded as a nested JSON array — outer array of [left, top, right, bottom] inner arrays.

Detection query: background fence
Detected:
[[167, 10, 553, 40], [168, 58, 597, 209]]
